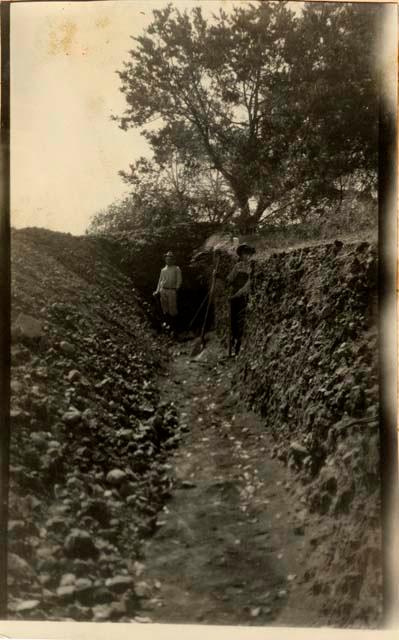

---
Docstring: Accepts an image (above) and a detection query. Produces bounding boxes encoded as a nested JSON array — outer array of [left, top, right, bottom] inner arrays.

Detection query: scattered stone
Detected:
[[105, 576, 134, 594], [93, 587, 113, 604], [106, 469, 127, 486], [181, 480, 196, 489], [290, 442, 308, 457], [92, 604, 112, 622], [134, 581, 151, 598], [138, 403, 155, 418], [60, 341, 74, 354], [64, 530, 99, 559], [75, 578, 95, 605], [8, 553, 36, 582], [38, 574, 52, 587], [10, 408, 30, 425], [76, 578, 93, 591], [13, 313, 43, 341], [134, 616, 152, 623], [62, 407, 82, 424], [110, 600, 128, 618], [8, 520, 26, 535], [133, 561, 145, 577], [14, 599, 41, 613], [67, 370, 81, 382], [11, 344, 31, 364], [56, 585, 77, 602], [95, 378, 111, 390], [60, 574, 76, 587]]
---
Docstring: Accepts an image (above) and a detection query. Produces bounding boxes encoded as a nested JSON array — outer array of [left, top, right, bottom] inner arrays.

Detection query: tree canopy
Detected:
[[91, 1, 378, 235]]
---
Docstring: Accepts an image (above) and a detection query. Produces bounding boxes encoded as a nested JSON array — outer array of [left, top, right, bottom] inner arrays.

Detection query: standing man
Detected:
[[153, 250, 182, 335], [227, 243, 256, 355]]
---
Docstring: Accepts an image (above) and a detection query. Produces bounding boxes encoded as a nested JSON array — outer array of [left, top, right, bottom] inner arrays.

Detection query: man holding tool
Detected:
[[227, 243, 256, 356]]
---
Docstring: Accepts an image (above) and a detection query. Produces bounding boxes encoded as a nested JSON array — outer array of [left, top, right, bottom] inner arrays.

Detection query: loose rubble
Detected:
[[9, 228, 183, 622], [8, 229, 382, 627]]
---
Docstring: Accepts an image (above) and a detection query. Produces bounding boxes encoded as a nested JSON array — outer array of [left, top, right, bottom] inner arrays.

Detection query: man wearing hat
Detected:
[[153, 251, 182, 334], [227, 243, 256, 355]]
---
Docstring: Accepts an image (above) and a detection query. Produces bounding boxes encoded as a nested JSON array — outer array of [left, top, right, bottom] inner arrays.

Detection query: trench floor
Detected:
[[138, 335, 320, 627]]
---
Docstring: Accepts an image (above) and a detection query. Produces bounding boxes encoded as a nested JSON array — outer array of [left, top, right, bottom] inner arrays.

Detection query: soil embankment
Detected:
[[8, 229, 382, 627], [213, 240, 382, 625], [9, 228, 181, 622]]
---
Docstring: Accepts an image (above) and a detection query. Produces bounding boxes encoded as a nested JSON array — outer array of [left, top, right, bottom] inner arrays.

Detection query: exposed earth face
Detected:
[[7, 228, 382, 627]]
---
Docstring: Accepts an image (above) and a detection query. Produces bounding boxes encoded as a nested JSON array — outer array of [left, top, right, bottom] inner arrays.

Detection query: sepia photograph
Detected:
[[1, 0, 398, 635]]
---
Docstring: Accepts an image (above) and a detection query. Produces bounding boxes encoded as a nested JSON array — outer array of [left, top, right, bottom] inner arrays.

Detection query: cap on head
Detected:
[[236, 243, 255, 257], [165, 251, 174, 258]]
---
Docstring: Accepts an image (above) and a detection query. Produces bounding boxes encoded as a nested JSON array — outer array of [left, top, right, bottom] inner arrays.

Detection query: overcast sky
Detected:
[[10, 1, 392, 236], [11, 0, 273, 235]]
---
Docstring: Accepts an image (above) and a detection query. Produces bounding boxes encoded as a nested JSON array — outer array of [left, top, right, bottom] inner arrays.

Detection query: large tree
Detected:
[[119, 126, 236, 228], [279, 2, 378, 209], [115, 1, 297, 232], [113, 1, 378, 233], [89, 152, 235, 234]]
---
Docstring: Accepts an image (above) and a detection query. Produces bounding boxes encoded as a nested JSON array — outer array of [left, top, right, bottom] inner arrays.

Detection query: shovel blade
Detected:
[[190, 338, 205, 358]]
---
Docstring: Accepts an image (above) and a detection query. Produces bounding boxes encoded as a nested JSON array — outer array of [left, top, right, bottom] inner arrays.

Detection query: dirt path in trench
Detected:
[[137, 335, 319, 627]]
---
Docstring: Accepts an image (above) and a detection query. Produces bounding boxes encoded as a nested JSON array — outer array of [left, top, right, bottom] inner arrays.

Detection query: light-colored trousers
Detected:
[[160, 289, 178, 317]]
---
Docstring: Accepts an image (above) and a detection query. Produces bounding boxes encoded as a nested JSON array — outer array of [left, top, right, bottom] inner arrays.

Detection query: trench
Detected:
[[130, 238, 382, 628], [133, 335, 320, 627], [8, 229, 383, 627]]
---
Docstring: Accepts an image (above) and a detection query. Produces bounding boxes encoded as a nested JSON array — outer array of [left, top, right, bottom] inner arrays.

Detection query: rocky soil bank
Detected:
[[9, 228, 184, 622], [213, 240, 382, 626], [8, 228, 383, 628]]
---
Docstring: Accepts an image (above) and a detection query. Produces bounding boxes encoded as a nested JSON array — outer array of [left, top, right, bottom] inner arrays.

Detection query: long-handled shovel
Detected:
[[188, 291, 209, 331], [152, 292, 166, 330], [190, 253, 220, 357], [227, 258, 256, 356], [228, 300, 233, 357]]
